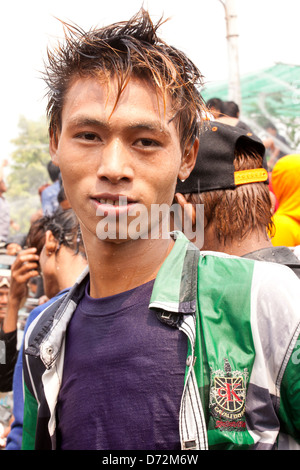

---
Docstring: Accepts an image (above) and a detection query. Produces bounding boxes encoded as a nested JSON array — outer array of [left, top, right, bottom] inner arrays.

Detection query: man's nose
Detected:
[[0, 293, 9, 305], [96, 140, 134, 183]]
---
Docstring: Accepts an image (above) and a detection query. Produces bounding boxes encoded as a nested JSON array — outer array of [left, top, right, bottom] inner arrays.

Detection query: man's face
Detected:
[[50, 76, 196, 243]]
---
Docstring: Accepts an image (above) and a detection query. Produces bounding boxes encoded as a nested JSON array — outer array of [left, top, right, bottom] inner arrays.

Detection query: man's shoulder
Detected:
[[198, 250, 300, 331], [24, 291, 70, 352], [24, 270, 89, 355], [199, 248, 300, 286], [244, 253, 300, 306], [199, 249, 255, 268], [26, 290, 70, 332], [244, 246, 300, 278]]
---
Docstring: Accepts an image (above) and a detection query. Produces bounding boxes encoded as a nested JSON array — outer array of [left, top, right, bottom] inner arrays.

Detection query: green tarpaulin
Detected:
[[202, 63, 300, 118], [201, 63, 300, 151]]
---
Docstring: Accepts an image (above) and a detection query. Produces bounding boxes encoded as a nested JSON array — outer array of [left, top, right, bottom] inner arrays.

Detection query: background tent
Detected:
[[201, 63, 300, 153]]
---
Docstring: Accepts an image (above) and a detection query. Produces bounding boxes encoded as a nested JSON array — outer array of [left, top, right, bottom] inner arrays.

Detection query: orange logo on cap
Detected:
[[234, 168, 268, 186]]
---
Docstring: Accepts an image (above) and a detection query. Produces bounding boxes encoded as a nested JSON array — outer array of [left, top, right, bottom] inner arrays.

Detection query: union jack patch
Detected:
[[209, 359, 249, 429]]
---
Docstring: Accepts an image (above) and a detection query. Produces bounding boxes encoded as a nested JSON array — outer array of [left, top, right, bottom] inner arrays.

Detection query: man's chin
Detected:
[[95, 231, 149, 243]]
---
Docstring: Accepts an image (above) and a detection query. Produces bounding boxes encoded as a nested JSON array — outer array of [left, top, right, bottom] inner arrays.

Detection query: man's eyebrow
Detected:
[[126, 122, 172, 138], [66, 116, 109, 128], [66, 116, 172, 136]]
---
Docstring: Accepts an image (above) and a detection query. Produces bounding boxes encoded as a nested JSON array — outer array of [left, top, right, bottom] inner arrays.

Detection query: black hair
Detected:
[[206, 98, 223, 112], [26, 208, 85, 258], [222, 101, 239, 118], [45, 8, 206, 152], [57, 185, 67, 204], [47, 161, 61, 182]]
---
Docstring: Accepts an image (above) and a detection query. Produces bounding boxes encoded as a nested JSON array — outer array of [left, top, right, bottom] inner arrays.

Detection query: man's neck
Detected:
[[200, 227, 273, 257], [222, 236, 272, 257], [85, 236, 174, 298]]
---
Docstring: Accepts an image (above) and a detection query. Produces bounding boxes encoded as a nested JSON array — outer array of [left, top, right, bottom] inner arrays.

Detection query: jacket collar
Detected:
[[149, 231, 199, 314]]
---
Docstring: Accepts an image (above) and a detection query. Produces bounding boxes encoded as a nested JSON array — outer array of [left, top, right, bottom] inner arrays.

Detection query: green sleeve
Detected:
[[279, 337, 300, 443], [21, 383, 38, 450]]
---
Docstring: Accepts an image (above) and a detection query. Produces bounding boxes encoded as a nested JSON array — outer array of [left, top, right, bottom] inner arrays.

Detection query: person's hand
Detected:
[[2, 248, 40, 333], [9, 248, 40, 304]]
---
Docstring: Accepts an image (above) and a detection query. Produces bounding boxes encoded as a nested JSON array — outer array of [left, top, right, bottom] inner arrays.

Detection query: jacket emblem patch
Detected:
[[209, 358, 249, 431]]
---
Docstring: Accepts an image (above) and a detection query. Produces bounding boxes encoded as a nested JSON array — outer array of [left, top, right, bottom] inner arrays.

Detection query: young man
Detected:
[[22, 10, 300, 450]]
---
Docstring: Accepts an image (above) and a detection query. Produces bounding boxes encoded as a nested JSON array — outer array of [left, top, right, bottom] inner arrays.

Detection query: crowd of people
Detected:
[[0, 8, 300, 451]]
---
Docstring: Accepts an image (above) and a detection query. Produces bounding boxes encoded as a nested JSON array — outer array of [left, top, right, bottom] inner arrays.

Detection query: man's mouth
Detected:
[[96, 197, 131, 206], [92, 195, 138, 216]]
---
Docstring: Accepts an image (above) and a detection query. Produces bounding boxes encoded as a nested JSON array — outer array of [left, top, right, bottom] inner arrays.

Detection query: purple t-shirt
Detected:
[[56, 279, 188, 450]]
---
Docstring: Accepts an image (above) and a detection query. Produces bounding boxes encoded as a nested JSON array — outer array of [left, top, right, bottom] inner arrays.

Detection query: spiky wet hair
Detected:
[[44, 8, 205, 151]]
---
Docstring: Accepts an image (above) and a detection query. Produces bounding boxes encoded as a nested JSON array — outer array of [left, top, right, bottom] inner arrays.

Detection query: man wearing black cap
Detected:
[[175, 121, 300, 278]]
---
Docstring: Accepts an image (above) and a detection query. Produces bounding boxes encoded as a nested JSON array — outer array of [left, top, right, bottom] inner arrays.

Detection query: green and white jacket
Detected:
[[22, 232, 300, 450]]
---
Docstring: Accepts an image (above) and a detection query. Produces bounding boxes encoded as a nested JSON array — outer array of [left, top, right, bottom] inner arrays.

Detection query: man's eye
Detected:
[[76, 132, 99, 141], [83, 133, 98, 141], [137, 138, 159, 147]]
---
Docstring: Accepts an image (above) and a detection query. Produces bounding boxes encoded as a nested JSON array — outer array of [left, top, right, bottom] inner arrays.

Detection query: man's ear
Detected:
[[178, 138, 199, 182], [44, 230, 59, 256], [49, 129, 60, 166]]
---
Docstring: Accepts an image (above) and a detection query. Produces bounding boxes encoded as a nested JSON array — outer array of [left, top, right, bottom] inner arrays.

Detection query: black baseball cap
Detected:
[[176, 121, 268, 194]]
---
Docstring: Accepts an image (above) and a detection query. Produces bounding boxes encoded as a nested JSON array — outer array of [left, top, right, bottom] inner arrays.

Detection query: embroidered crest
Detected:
[[210, 359, 248, 430]]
